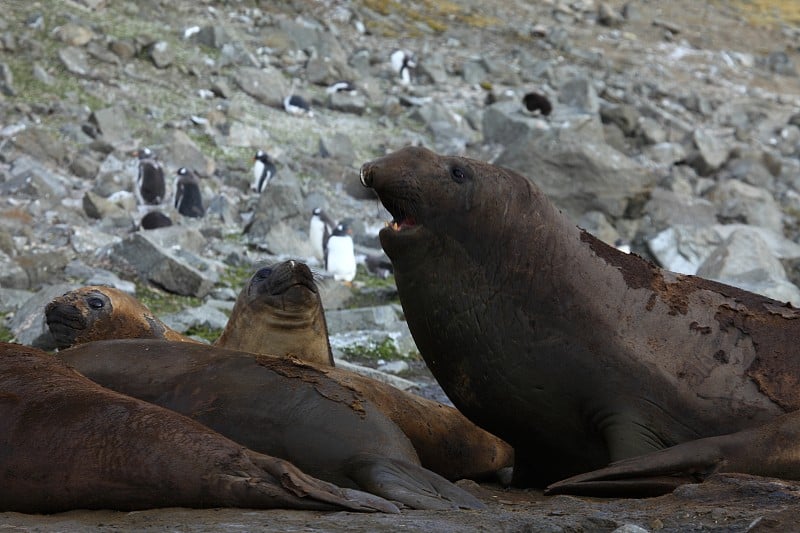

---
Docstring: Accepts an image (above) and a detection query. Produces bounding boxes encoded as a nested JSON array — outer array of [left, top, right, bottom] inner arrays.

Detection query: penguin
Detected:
[[283, 94, 313, 116], [390, 49, 416, 86], [251, 150, 277, 193], [325, 222, 357, 283], [173, 167, 205, 218], [134, 147, 166, 205], [522, 91, 553, 116], [325, 81, 357, 94], [139, 210, 173, 230], [309, 207, 337, 262]]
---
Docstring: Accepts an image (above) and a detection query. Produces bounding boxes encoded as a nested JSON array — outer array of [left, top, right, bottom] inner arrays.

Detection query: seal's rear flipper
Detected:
[[345, 453, 486, 510], [545, 436, 728, 497]]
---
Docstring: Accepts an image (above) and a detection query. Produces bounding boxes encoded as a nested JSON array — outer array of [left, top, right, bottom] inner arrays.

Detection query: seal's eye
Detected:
[[451, 166, 467, 184], [86, 297, 105, 310], [254, 267, 273, 279]]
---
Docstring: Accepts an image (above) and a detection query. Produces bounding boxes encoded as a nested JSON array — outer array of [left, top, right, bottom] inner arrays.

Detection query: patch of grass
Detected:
[[726, 0, 800, 25], [136, 284, 202, 316], [184, 324, 223, 343], [342, 336, 403, 361], [219, 262, 254, 291], [0, 320, 13, 343]]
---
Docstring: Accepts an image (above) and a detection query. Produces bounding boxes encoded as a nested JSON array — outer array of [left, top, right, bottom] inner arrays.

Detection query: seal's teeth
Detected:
[[359, 167, 368, 187]]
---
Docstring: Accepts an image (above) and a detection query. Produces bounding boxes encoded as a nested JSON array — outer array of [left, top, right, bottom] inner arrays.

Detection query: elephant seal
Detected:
[[45, 286, 190, 349], [57, 339, 485, 511], [0, 341, 397, 514], [360, 146, 800, 488], [47, 284, 513, 482], [215, 260, 334, 366]]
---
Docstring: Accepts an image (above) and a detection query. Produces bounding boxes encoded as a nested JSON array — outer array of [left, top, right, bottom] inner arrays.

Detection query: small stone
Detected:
[[149, 41, 174, 69]]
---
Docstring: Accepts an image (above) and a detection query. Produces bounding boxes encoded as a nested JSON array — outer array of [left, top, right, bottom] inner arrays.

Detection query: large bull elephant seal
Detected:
[[0, 341, 397, 514], [57, 339, 484, 510], [215, 260, 334, 366], [359, 145, 800, 489], [46, 283, 513, 482]]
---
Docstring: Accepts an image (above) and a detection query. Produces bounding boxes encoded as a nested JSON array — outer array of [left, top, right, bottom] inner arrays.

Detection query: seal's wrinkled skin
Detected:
[[58, 339, 485, 511], [0, 342, 398, 514], [216, 260, 334, 366], [360, 145, 800, 490]]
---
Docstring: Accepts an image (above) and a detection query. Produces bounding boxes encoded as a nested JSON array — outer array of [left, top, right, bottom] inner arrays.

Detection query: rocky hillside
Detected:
[[1, 0, 800, 373]]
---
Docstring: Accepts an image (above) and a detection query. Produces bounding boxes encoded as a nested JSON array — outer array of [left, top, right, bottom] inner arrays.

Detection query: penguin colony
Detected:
[[128, 51, 420, 281]]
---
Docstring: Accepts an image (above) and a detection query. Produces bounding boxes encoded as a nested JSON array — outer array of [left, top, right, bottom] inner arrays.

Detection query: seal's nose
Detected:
[[359, 163, 372, 188]]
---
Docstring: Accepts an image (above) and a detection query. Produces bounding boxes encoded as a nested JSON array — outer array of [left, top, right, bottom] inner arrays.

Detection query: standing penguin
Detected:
[[325, 222, 357, 283], [309, 207, 336, 262], [174, 167, 205, 218], [251, 150, 277, 194], [134, 147, 166, 205], [390, 49, 416, 86]]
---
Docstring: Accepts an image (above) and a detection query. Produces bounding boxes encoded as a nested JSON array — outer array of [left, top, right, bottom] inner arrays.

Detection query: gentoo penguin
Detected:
[[251, 150, 277, 193], [325, 222, 357, 283], [134, 147, 166, 205], [173, 167, 205, 218], [390, 49, 416, 86], [309, 207, 336, 262], [139, 210, 173, 230], [283, 94, 313, 116], [325, 81, 356, 94], [522, 91, 553, 116]]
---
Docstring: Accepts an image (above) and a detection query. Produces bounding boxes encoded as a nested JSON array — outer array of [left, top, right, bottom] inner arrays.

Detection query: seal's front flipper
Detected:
[[345, 453, 486, 510], [248, 453, 400, 513]]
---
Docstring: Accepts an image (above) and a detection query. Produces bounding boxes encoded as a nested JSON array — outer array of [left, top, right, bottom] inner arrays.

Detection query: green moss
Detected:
[[219, 262, 254, 291], [184, 324, 223, 343], [342, 337, 403, 360], [0, 320, 13, 343], [136, 284, 202, 316]]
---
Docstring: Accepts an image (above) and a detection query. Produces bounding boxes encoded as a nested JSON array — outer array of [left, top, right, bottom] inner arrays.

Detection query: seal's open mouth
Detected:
[[381, 198, 420, 234]]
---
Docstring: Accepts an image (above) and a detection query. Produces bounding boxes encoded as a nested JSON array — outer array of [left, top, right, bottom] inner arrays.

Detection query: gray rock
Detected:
[[558, 77, 599, 114], [140, 225, 208, 254], [260, 221, 316, 258], [325, 305, 401, 333], [333, 358, 420, 391], [319, 132, 356, 165], [159, 129, 215, 177], [637, 116, 667, 145], [58, 46, 93, 77], [647, 225, 724, 274], [377, 360, 409, 375], [409, 102, 471, 154], [713, 224, 800, 259], [91, 106, 131, 146], [82, 190, 129, 220], [1, 155, 70, 200], [109, 233, 215, 297], [10, 129, 70, 167], [688, 128, 730, 175], [482, 100, 549, 147], [706, 179, 783, 232], [31, 63, 54, 86], [763, 51, 796, 76], [597, 3, 623, 27], [461, 57, 488, 84], [245, 176, 306, 240], [0, 250, 28, 289], [643, 187, 717, 233], [496, 129, 656, 218], [0, 62, 14, 96], [109, 38, 137, 60], [233, 66, 288, 109], [8, 282, 79, 349], [0, 287, 33, 313], [148, 40, 174, 69], [328, 90, 367, 115], [69, 153, 100, 179], [64, 261, 136, 294], [643, 142, 687, 165], [194, 25, 230, 49], [600, 104, 639, 136], [162, 303, 230, 335], [697, 229, 800, 305], [418, 52, 447, 85]]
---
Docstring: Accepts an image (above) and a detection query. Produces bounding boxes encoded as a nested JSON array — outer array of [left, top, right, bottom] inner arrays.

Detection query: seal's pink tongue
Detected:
[[389, 216, 416, 231]]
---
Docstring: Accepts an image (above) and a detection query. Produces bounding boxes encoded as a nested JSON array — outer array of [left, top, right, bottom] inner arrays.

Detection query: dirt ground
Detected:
[[2, 474, 798, 532]]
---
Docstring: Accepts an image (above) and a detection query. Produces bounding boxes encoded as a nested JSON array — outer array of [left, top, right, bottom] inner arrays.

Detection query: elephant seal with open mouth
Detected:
[[360, 145, 800, 491]]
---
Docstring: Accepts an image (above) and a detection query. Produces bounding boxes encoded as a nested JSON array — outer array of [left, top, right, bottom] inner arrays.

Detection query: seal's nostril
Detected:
[[360, 165, 371, 188]]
